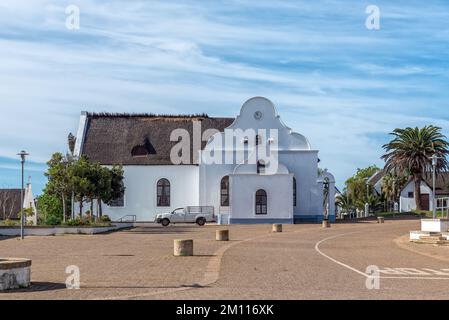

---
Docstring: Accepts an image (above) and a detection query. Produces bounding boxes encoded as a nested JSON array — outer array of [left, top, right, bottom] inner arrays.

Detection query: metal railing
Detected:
[[116, 215, 137, 222], [436, 198, 449, 219]]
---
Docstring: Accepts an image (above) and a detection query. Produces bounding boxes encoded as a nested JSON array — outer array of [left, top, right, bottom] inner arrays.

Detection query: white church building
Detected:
[[74, 97, 335, 224]]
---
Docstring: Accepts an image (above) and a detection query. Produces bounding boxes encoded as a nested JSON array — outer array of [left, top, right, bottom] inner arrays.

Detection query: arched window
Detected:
[[293, 177, 297, 207], [220, 176, 230, 207], [255, 189, 267, 215], [157, 178, 170, 207]]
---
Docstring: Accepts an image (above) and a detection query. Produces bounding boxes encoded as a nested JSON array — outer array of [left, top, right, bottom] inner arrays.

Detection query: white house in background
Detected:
[[74, 97, 335, 223], [367, 170, 384, 196], [23, 183, 37, 225], [366, 170, 449, 213], [399, 173, 449, 213]]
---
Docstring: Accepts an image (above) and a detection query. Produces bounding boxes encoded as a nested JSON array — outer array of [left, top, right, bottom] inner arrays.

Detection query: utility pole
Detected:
[[17, 150, 29, 240], [431, 154, 438, 220]]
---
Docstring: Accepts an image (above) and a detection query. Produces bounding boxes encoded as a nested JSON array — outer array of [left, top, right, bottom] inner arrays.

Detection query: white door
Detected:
[[170, 208, 185, 223]]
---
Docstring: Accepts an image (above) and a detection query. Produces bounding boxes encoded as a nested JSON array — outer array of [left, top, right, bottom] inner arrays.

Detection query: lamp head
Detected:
[[17, 150, 29, 162], [431, 153, 439, 167]]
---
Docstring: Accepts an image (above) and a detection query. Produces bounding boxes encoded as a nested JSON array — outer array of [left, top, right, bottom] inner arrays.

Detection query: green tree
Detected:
[[345, 165, 380, 210], [45, 153, 74, 222], [68, 157, 124, 219], [335, 192, 354, 216], [37, 190, 63, 225], [98, 165, 125, 217], [382, 126, 449, 210], [70, 156, 95, 217], [381, 172, 408, 211], [355, 194, 382, 214]]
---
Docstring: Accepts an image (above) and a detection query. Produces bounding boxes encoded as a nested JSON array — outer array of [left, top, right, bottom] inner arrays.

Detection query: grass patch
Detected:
[[0, 222, 113, 228], [376, 212, 402, 217], [412, 210, 449, 219]]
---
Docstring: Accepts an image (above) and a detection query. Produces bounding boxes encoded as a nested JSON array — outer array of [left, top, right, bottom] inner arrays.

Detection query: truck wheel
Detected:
[[196, 218, 206, 226], [161, 218, 170, 227]]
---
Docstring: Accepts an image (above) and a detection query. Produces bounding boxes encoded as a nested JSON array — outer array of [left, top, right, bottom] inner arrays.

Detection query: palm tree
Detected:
[[335, 192, 353, 217], [382, 126, 449, 210], [356, 194, 382, 214], [381, 172, 408, 211]]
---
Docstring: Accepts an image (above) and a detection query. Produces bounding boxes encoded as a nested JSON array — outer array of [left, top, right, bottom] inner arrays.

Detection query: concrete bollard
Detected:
[[216, 230, 229, 241], [173, 239, 193, 256], [322, 220, 331, 228], [272, 224, 282, 233], [377, 217, 385, 224]]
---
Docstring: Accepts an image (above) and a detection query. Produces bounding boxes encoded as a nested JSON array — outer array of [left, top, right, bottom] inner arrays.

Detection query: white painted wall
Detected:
[[399, 181, 433, 212], [229, 173, 293, 221], [77, 97, 331, 224], [98, 165, 199, 221], [199, 96, 326, 222], [279, 151, 322, 217]]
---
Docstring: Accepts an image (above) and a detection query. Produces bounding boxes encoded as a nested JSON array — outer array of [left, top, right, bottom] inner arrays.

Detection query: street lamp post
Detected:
[[431, 154, 439, 220], [17, 150, 29, 240]]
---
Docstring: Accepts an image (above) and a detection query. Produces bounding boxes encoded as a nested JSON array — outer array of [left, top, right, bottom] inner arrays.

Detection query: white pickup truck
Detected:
[[155, 206, 215, 227]]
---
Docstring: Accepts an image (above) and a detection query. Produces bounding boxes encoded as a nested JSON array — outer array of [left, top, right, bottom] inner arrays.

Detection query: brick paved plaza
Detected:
[[1, 218, 449, 300]]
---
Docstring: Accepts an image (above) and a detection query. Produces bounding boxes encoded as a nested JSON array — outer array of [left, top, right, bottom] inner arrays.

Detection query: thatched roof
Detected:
[[424, 172, 449, 196], [81, 113, 234, 165], [367, 170, 385, 186], [368, 170, 449, 196], [0, 189, 21, 220]]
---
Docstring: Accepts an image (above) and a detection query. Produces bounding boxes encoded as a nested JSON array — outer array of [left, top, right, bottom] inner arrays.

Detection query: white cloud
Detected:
[[1, 0, 449, 189]]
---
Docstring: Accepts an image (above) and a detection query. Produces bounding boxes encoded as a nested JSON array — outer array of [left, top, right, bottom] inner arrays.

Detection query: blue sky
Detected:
[[1, 0, 449, 194]]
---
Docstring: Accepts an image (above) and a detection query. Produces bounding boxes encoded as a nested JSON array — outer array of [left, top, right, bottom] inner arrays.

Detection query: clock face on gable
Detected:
[[254, 111, 263, 120]]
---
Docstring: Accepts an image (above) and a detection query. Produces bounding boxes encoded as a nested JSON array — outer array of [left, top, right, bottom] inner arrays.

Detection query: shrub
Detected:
[[45, 215, 62, 226], [1, 219, 19, 226], [100, 215, 111, 223], [412, 210, 433, 217], [37, 191, 63, 225], [66, 216, 92, 226]]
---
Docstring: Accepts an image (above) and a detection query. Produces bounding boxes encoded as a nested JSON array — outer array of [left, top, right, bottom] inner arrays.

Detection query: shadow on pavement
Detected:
[[119, 225, 207, 235], [335, 214, 422, 225], [3, 282, 67, 293]]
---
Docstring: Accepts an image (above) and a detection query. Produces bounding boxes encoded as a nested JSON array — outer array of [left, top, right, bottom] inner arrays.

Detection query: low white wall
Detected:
[[421, 219, 449, 232], [0, 223, 133, 236]]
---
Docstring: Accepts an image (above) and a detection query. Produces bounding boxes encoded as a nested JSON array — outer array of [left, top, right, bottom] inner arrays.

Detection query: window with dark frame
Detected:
[[157, 178, 170, 207], [293, 177, 297, 207], [109, 181, 125, 207], [255, 189, 267, 215], [408, 192, 414, 198], [220, 176, 230, 207]]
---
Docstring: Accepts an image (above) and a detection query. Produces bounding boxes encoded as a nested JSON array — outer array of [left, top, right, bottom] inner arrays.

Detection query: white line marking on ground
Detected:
[[314, 232, 449, 281], [314, 232, 369, 278]]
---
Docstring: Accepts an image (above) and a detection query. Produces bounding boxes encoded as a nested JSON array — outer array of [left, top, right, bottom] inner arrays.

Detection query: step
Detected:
[[420, 236, 446, 241]]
